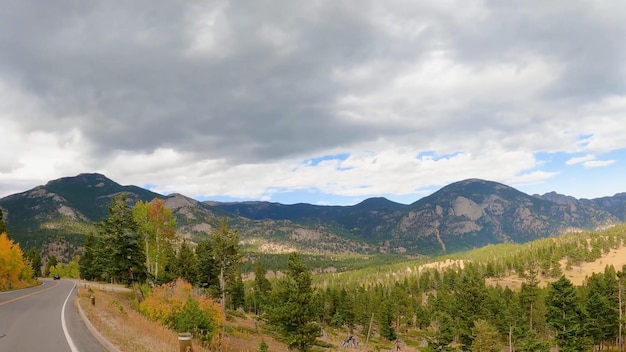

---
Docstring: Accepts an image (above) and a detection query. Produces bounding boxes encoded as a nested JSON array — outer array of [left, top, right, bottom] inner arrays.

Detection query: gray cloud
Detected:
[[1, 1, 406, 163], [1, 0, 626, 201]]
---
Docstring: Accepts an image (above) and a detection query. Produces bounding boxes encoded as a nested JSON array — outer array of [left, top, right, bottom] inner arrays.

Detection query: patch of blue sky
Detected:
[[141, 184, 159, 192], [304, 153, 350, 166], [415, 150, 464, 161], [533, 151, 573, 171], [197, 188, 429, 206], [576, 133, 594, 148], [518, 149, 625, 199]]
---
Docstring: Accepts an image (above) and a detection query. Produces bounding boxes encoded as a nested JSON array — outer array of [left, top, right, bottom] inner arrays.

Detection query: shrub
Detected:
[[140, 278, 224, 347]]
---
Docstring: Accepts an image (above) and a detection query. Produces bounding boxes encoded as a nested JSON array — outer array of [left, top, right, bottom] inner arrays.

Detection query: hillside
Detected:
[[0, 174, 376, 258], [211, 178, 624, 253], [1, 174, 626, 257]]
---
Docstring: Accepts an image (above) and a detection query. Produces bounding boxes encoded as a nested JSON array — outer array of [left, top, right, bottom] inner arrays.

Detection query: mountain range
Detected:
[[1, 173, 625, 259]]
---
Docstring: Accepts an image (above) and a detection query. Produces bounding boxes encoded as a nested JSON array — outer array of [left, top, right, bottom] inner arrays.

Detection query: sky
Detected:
[[1, 1, 626, 206]]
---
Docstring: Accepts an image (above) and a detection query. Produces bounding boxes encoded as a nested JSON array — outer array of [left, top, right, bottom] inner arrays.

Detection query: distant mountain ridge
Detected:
[[1, 173, 625, 258]]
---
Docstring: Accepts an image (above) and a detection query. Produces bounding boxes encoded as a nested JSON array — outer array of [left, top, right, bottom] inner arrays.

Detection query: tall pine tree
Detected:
[[546, 276, 590, 351], [267, 252, 320, 351], [98, 194, 147, 285]]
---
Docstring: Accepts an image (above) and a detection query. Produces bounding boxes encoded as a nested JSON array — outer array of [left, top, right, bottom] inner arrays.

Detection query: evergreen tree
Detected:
[[98, 194, 147, 285], [79, 234, 97, 280], [253, 262, 272, 315], [173, 240, 198, 284], [45, 255, 58, 276], [0, 209, 7, 235], [424, 312, 455, 352], [377, 297, 397, 341], [515, 329, 550, 352], [519, 262, 540, 331], [196, 237, 219, 293], [453, 269, 489, 348], [602, 265, 620, 343], [585, 272, 612, 347], [24, 247, 42, 277], [267, 252, 320, 351], [546, 276, 590, 351], [471, 319, 500, 352], [338, 288, 356, 329], [229, 270, 245, 310], [208, 219, 241, 316]]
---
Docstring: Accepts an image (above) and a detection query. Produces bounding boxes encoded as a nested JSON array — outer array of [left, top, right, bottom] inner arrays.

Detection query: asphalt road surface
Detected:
[[0, 279, 106, 352]]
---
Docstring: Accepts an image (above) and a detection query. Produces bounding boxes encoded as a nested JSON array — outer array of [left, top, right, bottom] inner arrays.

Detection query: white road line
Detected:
[[62, 281, 80, 352]]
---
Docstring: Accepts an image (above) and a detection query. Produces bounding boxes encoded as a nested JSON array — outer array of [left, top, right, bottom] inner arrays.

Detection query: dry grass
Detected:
[[78, 286, 204, 352], [77, 283, 419, 351], [486, 245, 626, 290], [77, 284, 293, 352]]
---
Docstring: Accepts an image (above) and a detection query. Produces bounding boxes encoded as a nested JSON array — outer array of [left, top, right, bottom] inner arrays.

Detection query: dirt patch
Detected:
[[419, 259, 465, 272], [561, 246, 626, 285]]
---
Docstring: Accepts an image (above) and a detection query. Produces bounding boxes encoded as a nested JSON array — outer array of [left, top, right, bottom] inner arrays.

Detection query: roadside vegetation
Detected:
[[0, 210, 36, 290]]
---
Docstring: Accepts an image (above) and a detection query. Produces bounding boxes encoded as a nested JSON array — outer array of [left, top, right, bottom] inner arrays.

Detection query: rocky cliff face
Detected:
[[364, 179, 621, 253]]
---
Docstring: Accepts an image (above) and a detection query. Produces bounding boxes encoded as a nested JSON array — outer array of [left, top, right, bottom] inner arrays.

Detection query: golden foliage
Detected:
[[0, 232, 35, 290], [140, 278, 225, 347]]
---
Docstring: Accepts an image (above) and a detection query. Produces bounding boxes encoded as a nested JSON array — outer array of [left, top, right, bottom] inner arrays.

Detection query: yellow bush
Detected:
[[140, 278, 225, 347]]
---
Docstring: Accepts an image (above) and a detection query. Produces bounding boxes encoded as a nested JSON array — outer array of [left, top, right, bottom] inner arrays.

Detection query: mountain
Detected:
[[0, 173, 162, 246], [0, 173, 376, 258], [210, 179, 624, 253], [1, 174, 626, 258], [210, 197, 405, 223]]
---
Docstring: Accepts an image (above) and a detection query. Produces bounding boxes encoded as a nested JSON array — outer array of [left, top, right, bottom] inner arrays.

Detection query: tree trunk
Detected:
[[220, 262, 226, 350], [617, 279, 624, 351], [154, 228, 160, 280], [530, 301, 533, 331]]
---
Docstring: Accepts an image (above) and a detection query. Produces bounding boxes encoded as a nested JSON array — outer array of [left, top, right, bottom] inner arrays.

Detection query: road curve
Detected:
[[0, 279, 106, 352]]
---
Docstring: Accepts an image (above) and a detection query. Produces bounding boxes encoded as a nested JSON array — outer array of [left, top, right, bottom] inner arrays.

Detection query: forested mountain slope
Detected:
[[1, 174, 625, 256]]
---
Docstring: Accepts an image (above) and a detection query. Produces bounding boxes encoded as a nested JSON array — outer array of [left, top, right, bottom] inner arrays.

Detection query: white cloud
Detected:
[[583, 160, 616, 168], [566, 154, 596, 165]]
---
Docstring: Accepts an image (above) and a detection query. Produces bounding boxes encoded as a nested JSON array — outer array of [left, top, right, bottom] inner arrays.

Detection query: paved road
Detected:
[[0, 279, 106, 352]]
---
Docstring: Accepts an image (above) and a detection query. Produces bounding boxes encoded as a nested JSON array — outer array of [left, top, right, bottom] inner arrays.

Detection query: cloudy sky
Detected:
[[1, 1, 626, 205]]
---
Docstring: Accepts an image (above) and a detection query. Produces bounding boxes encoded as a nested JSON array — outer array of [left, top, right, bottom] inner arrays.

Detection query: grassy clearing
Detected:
[[486, 244, 626, 289]]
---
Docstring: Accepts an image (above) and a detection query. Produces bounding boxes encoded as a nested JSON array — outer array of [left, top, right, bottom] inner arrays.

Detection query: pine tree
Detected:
[[377, 297, 397, 341], [253, 262, 272, 315], [79, 234, 97, 280], [0, 209, 7, 235], [45, 255, 58, 276], [471, 319, 500, 352], [173, 240, 198, 284], [196, 238, 219, 293], [24, 247, 42, 277], [267, 252, 320, 351], [585, 272, 612, 347], [213, 220, 241, 313], [98, 194, 147, 285], [546, 276, 590, 351]]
